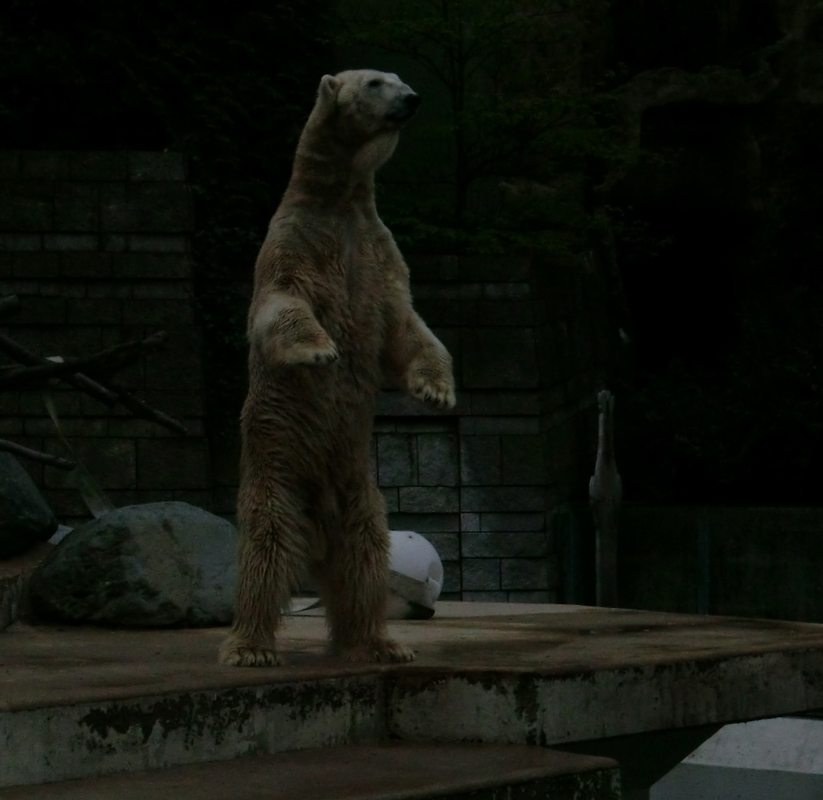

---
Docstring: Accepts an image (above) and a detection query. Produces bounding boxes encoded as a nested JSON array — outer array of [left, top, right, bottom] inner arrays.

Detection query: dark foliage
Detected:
[[4, 1, 823, 505], [613, 99, 823, 504], [334, 0, 615, 256]]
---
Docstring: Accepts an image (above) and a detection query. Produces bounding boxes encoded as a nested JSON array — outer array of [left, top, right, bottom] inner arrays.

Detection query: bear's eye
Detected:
[[367, 78, 382, 88]]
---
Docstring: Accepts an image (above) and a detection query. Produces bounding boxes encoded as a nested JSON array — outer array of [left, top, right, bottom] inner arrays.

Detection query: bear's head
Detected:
[[309, 69, 421, 172]]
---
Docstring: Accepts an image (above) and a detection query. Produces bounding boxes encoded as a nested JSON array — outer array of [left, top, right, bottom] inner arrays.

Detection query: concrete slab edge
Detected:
[[0, 675, 384, 787], [6, 648, 823, 788], [387, 650, 823, 746]]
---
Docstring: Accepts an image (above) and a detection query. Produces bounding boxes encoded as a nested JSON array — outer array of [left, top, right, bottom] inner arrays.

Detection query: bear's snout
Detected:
[[404, 93, 421, 112], [389, 92, 421, 123]]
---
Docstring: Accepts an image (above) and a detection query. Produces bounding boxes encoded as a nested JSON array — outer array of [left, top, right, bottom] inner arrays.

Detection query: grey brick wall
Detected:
[[1, 154, 612, 604], [370, 253, 610, 602], [0, 151, 206, 526]]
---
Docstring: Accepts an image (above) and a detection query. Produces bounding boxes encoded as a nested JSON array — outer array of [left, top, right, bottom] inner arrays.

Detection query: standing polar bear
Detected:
[[219, 70, 456, 667]]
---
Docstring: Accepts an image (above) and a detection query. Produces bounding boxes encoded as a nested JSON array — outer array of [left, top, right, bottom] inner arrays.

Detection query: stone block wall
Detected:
[[0, 151, 208, 525], [368, 254, 610, 601], [377, 407, 553, 602], [0, 152, 612, 602]]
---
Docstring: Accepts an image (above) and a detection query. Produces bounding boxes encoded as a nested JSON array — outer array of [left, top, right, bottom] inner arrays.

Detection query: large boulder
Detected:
[[0, 453, 58, 559], [29, 502, 237, 627], [0, 571, 23, 631]]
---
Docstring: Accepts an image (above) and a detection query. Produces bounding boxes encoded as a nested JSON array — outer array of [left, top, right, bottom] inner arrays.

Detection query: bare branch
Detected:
[[0, 333, 168, 390], [463, 10, 560, 62], [466, 107, 576, 176], [0, 330, 116, 405], [102, 382, 190, 436], [361, 36, 453, 87], [0, 329, 188, 435], [0, 439, 77, 470]]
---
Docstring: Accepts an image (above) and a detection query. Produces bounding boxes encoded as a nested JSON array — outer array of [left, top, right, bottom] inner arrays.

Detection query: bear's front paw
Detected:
[[282, 339, 340, 366], [218, 644, 282, 667], [337, 639, 416, 663], [410, 375, 456, 409]]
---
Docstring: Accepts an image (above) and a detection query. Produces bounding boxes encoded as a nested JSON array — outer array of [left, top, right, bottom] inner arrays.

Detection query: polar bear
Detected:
[[219, 70, 456, 667]]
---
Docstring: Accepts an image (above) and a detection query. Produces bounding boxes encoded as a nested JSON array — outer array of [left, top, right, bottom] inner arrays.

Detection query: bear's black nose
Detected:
[[405, 93, 421, 111]]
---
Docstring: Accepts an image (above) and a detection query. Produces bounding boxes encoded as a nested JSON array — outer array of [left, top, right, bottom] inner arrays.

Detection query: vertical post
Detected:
[[697, 514, 712, 614], [590, 390, 622, 607], [555, 506, 583, 604], [596, 521, 619, 608]]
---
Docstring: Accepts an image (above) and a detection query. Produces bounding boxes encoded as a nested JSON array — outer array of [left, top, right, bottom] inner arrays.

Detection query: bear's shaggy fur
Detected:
[[219, 70, 456, 667]]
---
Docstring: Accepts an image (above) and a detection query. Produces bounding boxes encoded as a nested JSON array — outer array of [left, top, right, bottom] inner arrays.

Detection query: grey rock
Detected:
[[0, 454, 58, 558], [48, 524, 73, 545], [29, 501, 237, 627], [0, 571, 23, 631]]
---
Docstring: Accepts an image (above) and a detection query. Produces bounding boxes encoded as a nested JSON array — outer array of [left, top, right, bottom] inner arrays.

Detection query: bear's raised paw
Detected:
[[283, 340, 340, 366], [219, 645, 282, 667], [410, 376, 456, 409]]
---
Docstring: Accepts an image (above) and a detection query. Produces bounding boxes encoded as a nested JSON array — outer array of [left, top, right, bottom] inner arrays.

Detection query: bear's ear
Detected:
[[318, 74, 341, 107]]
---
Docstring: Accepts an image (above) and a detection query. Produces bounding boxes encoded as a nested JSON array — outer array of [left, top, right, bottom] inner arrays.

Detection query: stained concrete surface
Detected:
[[6, 602, 823, 710], [0, 602, 567, 710], [4, 602, 823, 790], [0, 742, 620, 800]]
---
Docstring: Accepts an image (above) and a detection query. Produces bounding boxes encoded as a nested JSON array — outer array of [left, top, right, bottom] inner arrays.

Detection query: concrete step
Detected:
[[0, 742, 620, 800], [8, 603, 823, 795]]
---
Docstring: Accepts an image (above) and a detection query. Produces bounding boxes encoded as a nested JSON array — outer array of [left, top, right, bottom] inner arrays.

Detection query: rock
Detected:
[[29, 502, 237, 627], [0, 541, 54, 627], [48, 524, 73, 545], [0, 571, 23, 631], [0, 453, 58, 559]]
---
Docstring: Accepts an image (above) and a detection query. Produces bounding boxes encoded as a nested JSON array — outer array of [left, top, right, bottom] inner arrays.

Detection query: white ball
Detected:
[[387, 530, 443, 618]]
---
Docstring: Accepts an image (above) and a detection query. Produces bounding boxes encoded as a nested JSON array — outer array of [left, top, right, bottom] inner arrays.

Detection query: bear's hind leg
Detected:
[[316, 482, 414, 663], [219, 494, 307, 667]]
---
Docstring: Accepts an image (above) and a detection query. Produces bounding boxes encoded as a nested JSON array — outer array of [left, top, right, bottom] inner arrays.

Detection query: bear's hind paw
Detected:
[[218, 645, 282, 667], [337, 639, 416, 663]]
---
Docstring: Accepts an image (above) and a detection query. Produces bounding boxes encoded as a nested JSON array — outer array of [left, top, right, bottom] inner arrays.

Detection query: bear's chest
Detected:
[[303, 249, 387, 362]]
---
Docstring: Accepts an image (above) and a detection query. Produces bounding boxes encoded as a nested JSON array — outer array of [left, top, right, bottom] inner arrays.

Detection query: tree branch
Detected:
[[101, 381, 190, 436], [0, 439, 77, 470], [0, 330, 189, 435], [363, 37, 453, 87], [0, 330, 117, 406], [0, 333, 168, 390]]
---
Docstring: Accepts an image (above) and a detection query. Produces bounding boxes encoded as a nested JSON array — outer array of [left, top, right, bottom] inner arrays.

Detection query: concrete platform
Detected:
[[0, 742, 620, 800], [4, 602, 823, 794], [653, 716, 823, 799]]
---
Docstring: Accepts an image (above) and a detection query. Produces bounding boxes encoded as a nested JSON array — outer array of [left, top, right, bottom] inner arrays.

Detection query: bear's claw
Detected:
[[411, 377, 456, 409], [219, 645, 282, 667], [283, 340, 339, 366], [337, 639, 416, 663], [311, 343, 339, 363]]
